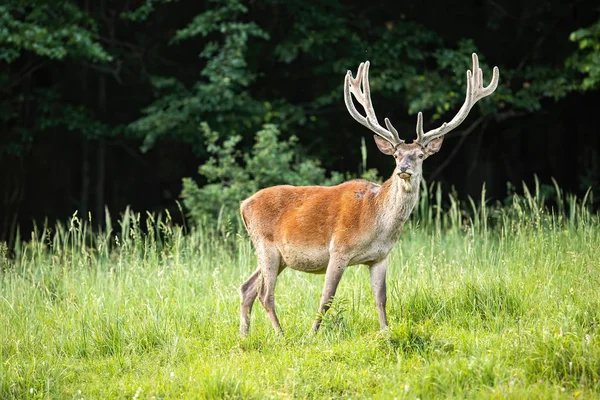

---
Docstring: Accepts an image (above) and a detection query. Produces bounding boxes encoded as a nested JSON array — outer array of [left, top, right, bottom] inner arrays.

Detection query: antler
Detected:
[[344, 61, 402, 146], [416, 53, 500, 145]]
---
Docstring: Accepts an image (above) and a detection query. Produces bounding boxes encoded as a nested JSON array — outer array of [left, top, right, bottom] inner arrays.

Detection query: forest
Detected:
[[1, 0, 599, 240]]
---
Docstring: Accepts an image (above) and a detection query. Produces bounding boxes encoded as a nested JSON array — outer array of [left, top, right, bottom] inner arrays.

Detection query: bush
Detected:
[[181, 123, 347, 224]]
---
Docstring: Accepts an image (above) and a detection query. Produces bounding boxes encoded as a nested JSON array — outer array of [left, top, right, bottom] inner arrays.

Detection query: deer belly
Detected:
[[279, 244, 330, 273], [348, 240, 396, 266]]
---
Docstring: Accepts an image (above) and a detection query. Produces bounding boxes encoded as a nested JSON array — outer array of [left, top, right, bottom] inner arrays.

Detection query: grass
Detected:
[[1, 180, 599, 399]]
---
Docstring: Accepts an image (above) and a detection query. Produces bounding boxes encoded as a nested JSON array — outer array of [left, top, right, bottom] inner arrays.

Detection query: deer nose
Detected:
[[399, 165, 410, 173]]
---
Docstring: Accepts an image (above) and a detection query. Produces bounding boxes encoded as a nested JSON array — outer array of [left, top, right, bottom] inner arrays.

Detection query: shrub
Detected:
[[181, 123, 346, 224]]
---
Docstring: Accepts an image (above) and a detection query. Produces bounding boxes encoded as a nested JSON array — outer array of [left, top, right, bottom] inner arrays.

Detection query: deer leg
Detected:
[[239, 267, 261, 336], [256, 244, 284, 334], [311, 256, 348, 333], [369, 258, 389, 330]]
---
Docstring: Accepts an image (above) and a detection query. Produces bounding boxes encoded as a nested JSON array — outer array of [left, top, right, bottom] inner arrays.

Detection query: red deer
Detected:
[[239, 53, 499, 335]]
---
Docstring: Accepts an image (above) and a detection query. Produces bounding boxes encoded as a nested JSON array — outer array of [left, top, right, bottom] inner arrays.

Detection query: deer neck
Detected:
[[377, 173, 420, 232]]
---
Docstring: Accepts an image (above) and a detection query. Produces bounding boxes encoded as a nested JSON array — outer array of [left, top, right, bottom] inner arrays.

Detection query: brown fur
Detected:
[[241, 180, 385, 259]]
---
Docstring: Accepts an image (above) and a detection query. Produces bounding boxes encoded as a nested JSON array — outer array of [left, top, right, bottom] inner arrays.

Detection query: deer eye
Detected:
[[418, 153, 424, 159]]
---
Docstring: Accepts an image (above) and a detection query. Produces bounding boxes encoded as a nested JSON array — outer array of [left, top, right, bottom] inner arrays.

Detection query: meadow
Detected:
[[1, 181, 599, 399]]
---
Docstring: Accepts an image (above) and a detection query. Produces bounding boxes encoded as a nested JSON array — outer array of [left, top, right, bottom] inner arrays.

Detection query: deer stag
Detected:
[[239, 53, 499, 335]]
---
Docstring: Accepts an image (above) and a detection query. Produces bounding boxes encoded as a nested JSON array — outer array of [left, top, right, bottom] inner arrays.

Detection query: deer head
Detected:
[[344, 53, 499, 191]]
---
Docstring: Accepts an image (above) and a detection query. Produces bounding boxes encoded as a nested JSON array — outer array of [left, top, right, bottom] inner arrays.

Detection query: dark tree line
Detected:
[[1, 0, 599, 245]]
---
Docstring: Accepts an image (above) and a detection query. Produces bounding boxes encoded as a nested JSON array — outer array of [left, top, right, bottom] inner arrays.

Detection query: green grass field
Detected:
[[1, 182, 600, 399]]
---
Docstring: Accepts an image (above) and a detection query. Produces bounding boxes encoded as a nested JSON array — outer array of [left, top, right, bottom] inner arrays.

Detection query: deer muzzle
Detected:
[[397, 171, 412, 180], [397, 165, 412, 181]]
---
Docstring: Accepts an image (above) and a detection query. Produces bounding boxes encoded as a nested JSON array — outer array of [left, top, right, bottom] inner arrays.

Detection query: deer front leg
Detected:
[[311, 256, 348, 333], [369, 257, 388, 330]]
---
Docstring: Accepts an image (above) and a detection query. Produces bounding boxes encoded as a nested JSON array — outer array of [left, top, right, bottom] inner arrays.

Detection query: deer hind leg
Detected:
[[311, 255, 349, 333], [255, 243, 285, 334], [240, 267, 261, 336], [369, 258, 389, 330]]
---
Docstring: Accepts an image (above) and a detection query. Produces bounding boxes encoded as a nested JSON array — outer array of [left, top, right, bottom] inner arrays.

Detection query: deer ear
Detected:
[[424, 137, 443, 157], [373, 135, 395, 155]]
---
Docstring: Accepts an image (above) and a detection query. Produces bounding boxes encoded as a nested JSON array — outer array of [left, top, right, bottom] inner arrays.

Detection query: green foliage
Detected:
[[35, 89, 119, 138], [128, 0, 270, 153], [568, 19, 600, 90], [380, 37, 571, 117], [0, 0, 111, 63], [120, 0, 165, 22], [129, 0, 597, 155], [0, 88, 117, 157], [270, 0, 351, 64], [0, 0, 113, 158], [181, 123, 343, 222]]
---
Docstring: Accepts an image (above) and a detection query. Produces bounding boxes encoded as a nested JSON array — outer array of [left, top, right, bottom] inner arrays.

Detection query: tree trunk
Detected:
[[80, 0, 91, 220], [81, 138, 90, 217], [96, 74, 106, 226]]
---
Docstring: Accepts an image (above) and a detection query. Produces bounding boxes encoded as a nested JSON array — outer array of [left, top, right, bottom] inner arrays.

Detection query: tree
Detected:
[[128, 0, 270, 154], [568, 19, 600, 91], [0, 0, 112, 245]]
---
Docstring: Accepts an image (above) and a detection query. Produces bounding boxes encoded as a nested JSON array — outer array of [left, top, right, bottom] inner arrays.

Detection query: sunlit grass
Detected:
[[1, 181, 599, 398]]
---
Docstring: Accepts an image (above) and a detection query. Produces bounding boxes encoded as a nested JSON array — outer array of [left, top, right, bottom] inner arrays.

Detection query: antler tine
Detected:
[[416, 53, 500, 145], [344, 63, 367, 125], [415, 111, 424, 142], [344, 61, 403, 146], [384, 118, 400, 140]]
